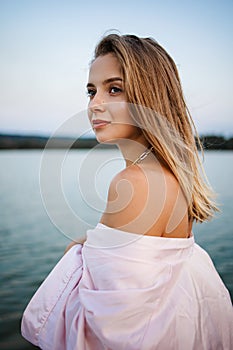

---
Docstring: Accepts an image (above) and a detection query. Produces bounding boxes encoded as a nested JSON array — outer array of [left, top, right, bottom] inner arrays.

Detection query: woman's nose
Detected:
[[89, 93, 106, 113]]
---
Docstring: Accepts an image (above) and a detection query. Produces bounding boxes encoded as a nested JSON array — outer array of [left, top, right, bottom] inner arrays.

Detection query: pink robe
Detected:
[[21, 223, 233, 349]]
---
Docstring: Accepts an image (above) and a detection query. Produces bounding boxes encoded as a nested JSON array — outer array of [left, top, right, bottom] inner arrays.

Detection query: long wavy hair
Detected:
[[93, 33, 218, 223]]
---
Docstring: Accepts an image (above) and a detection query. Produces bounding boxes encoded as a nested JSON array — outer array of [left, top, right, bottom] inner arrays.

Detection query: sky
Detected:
[[0, 0, 233, 137]]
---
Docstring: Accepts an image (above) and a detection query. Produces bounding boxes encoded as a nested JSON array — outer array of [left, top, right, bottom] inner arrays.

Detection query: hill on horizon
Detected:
[[0, 133, 233, 150]]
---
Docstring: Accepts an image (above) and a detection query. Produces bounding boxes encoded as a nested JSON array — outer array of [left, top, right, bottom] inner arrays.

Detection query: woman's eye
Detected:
[[86, 89, 96, 98], [109, 87, 122, 94]]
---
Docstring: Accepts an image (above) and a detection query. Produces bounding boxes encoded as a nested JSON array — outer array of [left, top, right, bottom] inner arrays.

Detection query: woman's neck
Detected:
[[116, 136, 152, 167]]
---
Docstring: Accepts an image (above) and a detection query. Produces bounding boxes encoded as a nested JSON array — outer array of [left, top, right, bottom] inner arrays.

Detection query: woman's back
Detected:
[[100, 157, 192, 239]]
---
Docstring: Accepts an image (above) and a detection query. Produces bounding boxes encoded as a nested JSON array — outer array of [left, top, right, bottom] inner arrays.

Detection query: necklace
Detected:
[[132, 146, 154, 165]]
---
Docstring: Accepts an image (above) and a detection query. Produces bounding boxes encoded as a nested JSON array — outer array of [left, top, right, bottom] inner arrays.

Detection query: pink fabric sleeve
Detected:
[[21, 244, 83, 348]]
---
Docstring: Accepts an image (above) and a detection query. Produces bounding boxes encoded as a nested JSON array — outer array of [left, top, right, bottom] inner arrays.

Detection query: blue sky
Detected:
[[0, 0, 232, 136]]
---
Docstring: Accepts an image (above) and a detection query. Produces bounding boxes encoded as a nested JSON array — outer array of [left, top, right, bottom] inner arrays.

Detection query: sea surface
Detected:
[[0, 149, 232, 350]]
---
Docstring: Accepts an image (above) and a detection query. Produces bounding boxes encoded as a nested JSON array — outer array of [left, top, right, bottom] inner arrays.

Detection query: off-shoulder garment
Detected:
[[21, 223, 233, 349]]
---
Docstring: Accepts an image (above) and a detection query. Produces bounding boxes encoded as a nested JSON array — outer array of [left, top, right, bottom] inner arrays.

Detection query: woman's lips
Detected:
[[92, 119, 111, 129]]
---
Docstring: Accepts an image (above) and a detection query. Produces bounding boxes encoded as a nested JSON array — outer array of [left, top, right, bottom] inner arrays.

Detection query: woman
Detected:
[[21, 34, 233, 349]]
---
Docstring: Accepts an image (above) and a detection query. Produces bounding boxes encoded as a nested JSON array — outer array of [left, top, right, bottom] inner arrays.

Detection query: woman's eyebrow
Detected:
[[86, 77, 123, 88], [86, 82, 95, 88], [103, 77, 123, 85]]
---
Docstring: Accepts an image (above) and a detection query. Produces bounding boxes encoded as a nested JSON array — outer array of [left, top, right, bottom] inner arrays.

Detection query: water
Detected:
[[0, 149, 232, 350]]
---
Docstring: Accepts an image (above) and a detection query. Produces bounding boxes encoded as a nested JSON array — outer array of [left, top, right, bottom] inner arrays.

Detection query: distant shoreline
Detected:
[[0, 133, 233, 150], [0, 134, 110, 150]]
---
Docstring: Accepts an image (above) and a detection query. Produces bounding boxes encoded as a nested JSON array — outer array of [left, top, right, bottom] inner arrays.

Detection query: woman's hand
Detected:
[[64, 237, 87, 254]]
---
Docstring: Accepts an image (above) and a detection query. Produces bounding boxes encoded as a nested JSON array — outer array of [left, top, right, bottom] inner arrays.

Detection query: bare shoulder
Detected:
[[108, 165, 148, 199], [100, 164, 161, 234], [100, 163, 190, 237]]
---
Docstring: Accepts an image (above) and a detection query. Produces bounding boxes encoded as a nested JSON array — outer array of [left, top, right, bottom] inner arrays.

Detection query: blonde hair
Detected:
[[94, 33, 218, 223]]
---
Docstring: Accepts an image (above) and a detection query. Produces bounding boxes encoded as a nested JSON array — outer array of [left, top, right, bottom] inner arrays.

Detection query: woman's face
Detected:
[[87, 53, 142, 144]]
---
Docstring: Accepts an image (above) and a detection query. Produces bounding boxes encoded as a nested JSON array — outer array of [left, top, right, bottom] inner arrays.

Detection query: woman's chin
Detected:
[[94, 131, 118, 145], [96, 136, 118, 145]]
